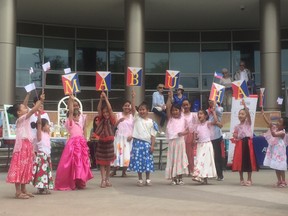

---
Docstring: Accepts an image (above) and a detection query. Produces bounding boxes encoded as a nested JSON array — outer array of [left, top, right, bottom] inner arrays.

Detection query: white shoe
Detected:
[[146, 179, 152, 186], [159, 131, 165, 136]]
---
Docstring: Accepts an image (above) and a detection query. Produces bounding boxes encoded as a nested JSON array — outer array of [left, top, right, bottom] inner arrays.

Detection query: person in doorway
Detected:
[[152, 84, 167, 134]]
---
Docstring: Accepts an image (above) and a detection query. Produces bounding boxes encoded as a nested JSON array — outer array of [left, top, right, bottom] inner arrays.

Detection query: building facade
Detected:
[[0, 0, 287, 111]]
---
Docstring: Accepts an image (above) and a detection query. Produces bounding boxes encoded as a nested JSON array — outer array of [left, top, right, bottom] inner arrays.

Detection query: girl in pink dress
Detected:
[[192, 109, 217, 184], [110, 100, 133, 177], [262, 108, 288, 187], [31, 113, 54, 194], [165, 89, 189, 185], [54, 95, 93, 190], [232, 100, 258, 186], [6, 92, 45, 199], [182, 99, 198, 175]]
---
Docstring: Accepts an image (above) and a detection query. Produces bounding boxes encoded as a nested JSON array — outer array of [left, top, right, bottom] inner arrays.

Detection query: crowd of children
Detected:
[[4, 88, 288, 199]]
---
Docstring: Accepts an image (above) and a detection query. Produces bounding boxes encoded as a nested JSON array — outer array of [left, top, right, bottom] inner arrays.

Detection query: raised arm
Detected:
[[101, 92, 114, 118], [97, 92, 103, 116], [68, 94, 74, 121], [242, 99, 251, 125], [131, 90, 136, 116], [165, 88, 173, 119], [271, 129, 285, 139], [26, 93, 45, 119], [261, 108, 272, 127], [23, 92, 31, 108]]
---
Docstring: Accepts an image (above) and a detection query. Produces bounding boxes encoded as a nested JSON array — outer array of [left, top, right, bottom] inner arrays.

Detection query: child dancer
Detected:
[[31, 113, 54, 194], [55, 95, 93, 190], [95, 92, 116, 188], [110, 100, 133, 177], [182, 99, 198, 176], [262, 109, 288, 187], [165, 89, 189, 185], [232, 100, 258, 186], [129, 91, 157, 186], [192, 109, 217, 184], [6, 92, 45, 199]]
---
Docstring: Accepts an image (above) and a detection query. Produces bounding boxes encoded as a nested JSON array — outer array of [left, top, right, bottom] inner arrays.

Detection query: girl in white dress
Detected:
[[262, 109, 288, 187]]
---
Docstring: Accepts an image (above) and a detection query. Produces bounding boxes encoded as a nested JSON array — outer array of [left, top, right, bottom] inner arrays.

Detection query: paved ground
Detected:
[[0, 169, 288, 216]]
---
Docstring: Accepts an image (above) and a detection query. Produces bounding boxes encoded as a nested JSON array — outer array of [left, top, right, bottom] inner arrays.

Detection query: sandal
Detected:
[[24, 192, 34, 197], [121, 172, 127, 177], [105, 180, 112, 187], [100, 180, 106, 188], [240, 180, 245, 186], [15, 193, 29, 199], [245, 181, 252, 186]]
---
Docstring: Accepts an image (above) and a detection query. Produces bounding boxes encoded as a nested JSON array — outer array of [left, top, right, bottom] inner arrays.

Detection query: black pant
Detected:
[[212, 137, 223, 179], [87, 141, 97, 168], [152, 108, 167, 127]]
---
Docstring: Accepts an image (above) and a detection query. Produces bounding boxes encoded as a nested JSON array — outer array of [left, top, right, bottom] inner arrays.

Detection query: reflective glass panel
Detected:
[[108, 42, 125, 72], [77, 40, 107, 71], [145, 43, 169, 73], [44, 38, 75, 70], [16, 36, 43, 87], [201, 43, 231, 75], [170, 43, 200, 74]]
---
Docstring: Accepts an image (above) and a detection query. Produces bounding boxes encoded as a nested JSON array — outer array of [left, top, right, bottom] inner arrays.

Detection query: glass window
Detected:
[[201, 31, 231, 42], [145, 74, 165, 90], [44, 38, 75, 70], [44, 25, 75, 38], [170, 32, 200, 42], [145, 43, 169, 73], [201, 43, 231, 74], [77, 40, 107, 71], [179, 76, 199, 89], [17, 23, 42, 35], [145, 31, 169, 42], [108, 30, 124, 41], [111, 73, 125, 89], [16, 36, 43, 87], [202, 75, 214, 90], [170, 43, 200, 74], [281, 41, 288, 72], [108, 42, 125, 72], [232, 30, 260, 41], [77, 28, 106, 40]]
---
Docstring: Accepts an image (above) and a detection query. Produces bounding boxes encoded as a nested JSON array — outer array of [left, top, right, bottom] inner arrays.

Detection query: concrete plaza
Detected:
[[0, 169, 288, 216]]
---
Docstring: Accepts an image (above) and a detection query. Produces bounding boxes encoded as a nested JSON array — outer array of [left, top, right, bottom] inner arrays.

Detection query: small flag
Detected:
[[64, 68, 71, 74], [29, 67, 34, 74], [126, 67, 142, 86], [61, 73, 81, 95], [214, 71, 223, 79], [232, 80, 250, 99], [277, 97, 283, 105], [259, 88, 265, 107], [209, 83, 225, 103], [24, 83, 36, 92], [42, 62, 51, 72], [165, 70, 180, 89], [96, 71, 111, 91]]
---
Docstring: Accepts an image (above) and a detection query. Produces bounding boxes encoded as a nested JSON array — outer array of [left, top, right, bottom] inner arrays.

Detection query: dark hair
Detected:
[[138, 101, 149, 110], [198, 109, 209, 120], [182, 98, 191, 105], [7, 104, 20, 118], [93, 115, 99, 131], [123, 100, 131, 105], [66, 108, 81, 118], [170, 103, 182, 114], [31, 118, 49, 129]]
